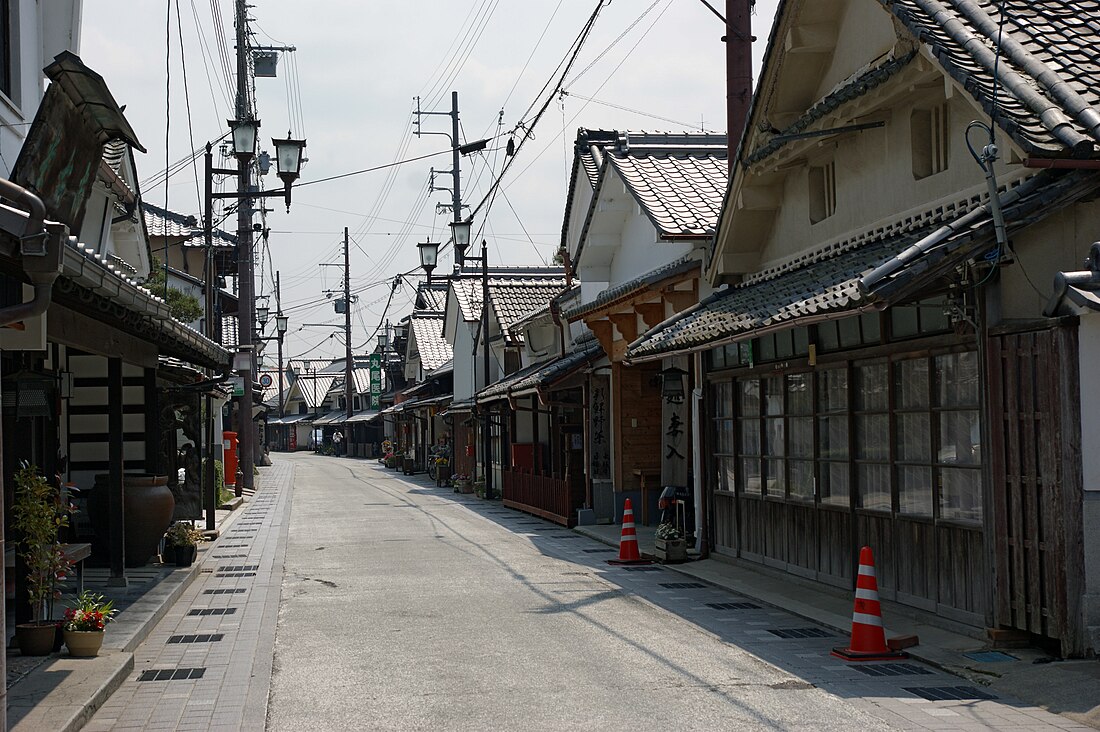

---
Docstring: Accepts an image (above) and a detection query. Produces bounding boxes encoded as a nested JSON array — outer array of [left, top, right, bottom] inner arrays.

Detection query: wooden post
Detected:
[[107, 357, 127, 586]]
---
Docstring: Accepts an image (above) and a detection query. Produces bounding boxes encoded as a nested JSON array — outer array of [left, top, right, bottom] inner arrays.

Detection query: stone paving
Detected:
[[81, 460, 293, 731], [79, 456, 1093, 730]]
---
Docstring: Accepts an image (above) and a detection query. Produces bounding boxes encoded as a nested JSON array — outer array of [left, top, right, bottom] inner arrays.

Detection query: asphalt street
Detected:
[[84, 454, 1092, 730]]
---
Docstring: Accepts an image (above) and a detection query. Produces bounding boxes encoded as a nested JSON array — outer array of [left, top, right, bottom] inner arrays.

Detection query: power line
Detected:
[[293, 147, 453, 189]]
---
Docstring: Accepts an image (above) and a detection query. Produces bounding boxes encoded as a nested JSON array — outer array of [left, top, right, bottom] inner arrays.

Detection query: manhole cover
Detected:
[[767, 627, 832, 639], [203, 588, 246, 595], [707, 602, 760, 610], [138, 668, 206, 682], [852, 663, 933, 677], [216, 572, 257, 578], [167, 633, 224, 644], [217, 565, 259, 572], [660, 582, 706, 589], [903, 686, 997, 701], [963, 651, 1018, 663], [187, 607, 237, 617]]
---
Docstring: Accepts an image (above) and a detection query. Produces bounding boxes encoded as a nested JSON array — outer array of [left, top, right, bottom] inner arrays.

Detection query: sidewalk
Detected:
[[576, 523, 1100, 729], [5, 486, 259, 732]]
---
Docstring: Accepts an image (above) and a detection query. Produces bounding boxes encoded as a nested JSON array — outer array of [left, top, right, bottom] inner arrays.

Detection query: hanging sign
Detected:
[[369, 353, 382, 410]]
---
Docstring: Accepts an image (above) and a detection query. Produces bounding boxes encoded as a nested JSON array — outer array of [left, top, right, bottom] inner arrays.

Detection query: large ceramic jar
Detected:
[[90, 474, 175, 567]]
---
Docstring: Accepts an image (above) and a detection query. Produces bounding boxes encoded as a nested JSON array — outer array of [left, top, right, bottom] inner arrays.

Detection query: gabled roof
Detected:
[[564, 257, 699, 321], [293, 374, 336, 409], [415, 282, 449, 312], [881, 0, 1100, 158], [449, 269, 569, 345], [629, 168, 1100, 361], [410, 313, 452, 371], [477, 336, 603, 403]]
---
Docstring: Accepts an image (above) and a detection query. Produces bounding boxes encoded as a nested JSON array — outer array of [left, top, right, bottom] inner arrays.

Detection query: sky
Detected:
[[81, 0, 780, 362]]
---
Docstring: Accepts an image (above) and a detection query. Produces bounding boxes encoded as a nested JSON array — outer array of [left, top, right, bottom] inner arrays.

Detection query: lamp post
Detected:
[[442, 219, 492, 499], [204, 120, 306, 496], [417, 239, 439, 285]]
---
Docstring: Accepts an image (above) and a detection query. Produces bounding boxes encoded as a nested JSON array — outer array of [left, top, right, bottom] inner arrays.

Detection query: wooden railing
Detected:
[[502, 469, 572, 526]]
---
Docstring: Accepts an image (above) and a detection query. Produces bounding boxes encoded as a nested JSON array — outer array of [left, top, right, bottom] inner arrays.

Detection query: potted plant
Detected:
[[164, 521, 204, 566], [61, 590, 117, 657], [654, 522, 687, 562], [452, 474, 472, 493], [473, 479, 486, 498], [11, 464, 74, 655]]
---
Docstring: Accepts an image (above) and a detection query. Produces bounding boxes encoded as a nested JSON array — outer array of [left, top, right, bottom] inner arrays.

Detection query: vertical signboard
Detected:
[[369, 353, 382, 410]]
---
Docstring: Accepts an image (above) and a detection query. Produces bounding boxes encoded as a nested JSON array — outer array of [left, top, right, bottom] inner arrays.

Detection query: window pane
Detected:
[[713, 381, 734, 418], [936, 352, 979, 407], [858, 463, 891, 510], [765, 418, 785, 456], [715, 419, 735, 454], [820, 463, 849, 506], [921, 297, 950, 333], [789, 460, 814, 500], [776, 329, 794, 359], [856, 363, 888, 410], [818, 368, 848, 412], [739, 419, 760, 455], [895, 358, 929, 409], [939, 410, 980, 465], [861, 312, 881, 343], [711, 346, 725, 369], [764, 376, 783, 414], [793, 327, 810, 355], [819, 416, 848, 459], [940, 467, 982, 522], [789, 417, 813, 457], [898, 466, 932, 516], [856, 414, 889, 460], [759, 335, 776, 361], [741, 457, 762, 496], [787, 373, 812, 415], [739, 379, 759, 415], [839, 316, 862, 347], [818, 321, 840, 351], [718, 457, 736, 492], [897, 413, 931, 461], [739, 341, 753, 366], [892, 305, 919, 338], [724, 343, 739, 365], [765, 458, 785, 495]]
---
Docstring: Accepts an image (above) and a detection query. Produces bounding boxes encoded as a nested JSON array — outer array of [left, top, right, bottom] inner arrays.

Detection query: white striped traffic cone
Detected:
[[831, 546, 906, 661]]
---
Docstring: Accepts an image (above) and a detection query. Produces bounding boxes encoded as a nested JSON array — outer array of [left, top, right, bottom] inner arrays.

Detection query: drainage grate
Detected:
[[138, 668, 206, 682], [167, 633, 224, 644], [583, 548, 614, 553], [187, 607, 237, 616], [203, 588, 247, 595], [903, 686, 998, 701], [963, 651, 1018, 663], [852, 663, 933, 677], [767, 627, 832, 639], [217, 565, 259, 572], [216, 572, 256, 578], [660, 582, 706, 589], [548, 535, 580, 539], [212, 554, 249, 559], [218, 544, 249, 548], [707, 601, 761, 610], [621, 566, 662, 572]]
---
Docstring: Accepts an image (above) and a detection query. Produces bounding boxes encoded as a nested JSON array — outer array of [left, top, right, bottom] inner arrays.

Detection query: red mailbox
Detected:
[[223, 431, 239, 490]]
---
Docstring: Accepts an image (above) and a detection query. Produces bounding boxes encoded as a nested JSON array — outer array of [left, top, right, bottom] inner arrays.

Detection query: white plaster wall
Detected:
[[1079, 315, 1100, 493], [451, 321, 476, 401]]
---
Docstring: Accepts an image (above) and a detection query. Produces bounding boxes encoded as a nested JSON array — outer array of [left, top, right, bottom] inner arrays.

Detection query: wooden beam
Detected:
[[636, 302, 665, 329], [48, 305, 158, 367], [608, 312, 638, 343], [664, 289, 698, 314], [587, 319, 614, 355], [107, 357, 127, 586]]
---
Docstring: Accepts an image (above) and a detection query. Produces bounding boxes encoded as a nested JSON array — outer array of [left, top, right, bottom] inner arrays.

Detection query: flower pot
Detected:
[[171, 544, 197, 567], [15, 622, 58, 656], [654, 537, 687, 563], [63, 629, 105, 658]]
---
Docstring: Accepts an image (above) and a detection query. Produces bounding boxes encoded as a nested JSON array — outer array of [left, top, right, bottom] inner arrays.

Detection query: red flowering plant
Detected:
[[62, 590, 117, 632]]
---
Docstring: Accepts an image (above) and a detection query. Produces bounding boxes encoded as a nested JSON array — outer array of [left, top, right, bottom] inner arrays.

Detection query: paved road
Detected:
[[86, 454, 1092, 730]]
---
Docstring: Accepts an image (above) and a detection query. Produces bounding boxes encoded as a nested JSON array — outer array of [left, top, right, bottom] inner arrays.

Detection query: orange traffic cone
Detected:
[[832, 546, 907, 661], [607, 498, 651, 565]]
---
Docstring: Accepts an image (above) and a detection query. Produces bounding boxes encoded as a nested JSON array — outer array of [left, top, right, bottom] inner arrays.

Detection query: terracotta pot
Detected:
[[63, 629, 104, 657], [15, 622, 58, 656], [90, 474, 175, 567]]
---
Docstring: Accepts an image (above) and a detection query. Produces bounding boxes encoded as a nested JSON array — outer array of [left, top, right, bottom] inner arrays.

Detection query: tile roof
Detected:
[[629, 169, 1100, 360], [451, 270, 569, 345], [477, 336, 603, 402], [295, 374, 336, 409], [607, 152, 728, 238], [564, 257, 699, 321], [143, 203, 236, 246], [410, 313, 452, 371], [880, 0, 1100, 157], [102, 140, 127, 174], [416, 283, 449, 312], [351, 367, 373, 395], [220, 315, 238, 349]]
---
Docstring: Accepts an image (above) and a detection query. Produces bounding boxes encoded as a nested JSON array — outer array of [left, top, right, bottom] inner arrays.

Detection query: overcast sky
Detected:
[[81, 0, 779, 361]]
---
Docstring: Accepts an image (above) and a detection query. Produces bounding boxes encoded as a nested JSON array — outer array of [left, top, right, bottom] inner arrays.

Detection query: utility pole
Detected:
[[235, 0, 256, 494], [415, 91, 464, 242], [276, 271, 285, 419], [204, 143, 218, 530], [343, 227, 353, 422]]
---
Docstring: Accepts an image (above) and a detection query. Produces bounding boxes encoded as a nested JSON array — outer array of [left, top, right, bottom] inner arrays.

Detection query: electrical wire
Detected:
[[175, 0, 203, 213], [559, 91, 704, 129]]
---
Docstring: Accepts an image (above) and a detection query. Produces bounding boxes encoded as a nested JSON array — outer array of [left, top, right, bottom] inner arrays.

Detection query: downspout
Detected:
[[691, 350, 708, 557]]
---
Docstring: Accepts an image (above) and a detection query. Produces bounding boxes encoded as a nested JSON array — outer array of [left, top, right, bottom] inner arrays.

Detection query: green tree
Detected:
[[146, 258, 205, 323]]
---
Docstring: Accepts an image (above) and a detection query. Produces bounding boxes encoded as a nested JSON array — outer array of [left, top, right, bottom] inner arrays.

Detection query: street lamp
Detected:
[[450, 219, 472, 264], [418, 239, 440, 284], [256, 300, 270, 329], [204, 122, 308, 504]]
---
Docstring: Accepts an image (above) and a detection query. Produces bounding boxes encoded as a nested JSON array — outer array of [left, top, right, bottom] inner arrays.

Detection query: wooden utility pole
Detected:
[[344, 227, 353, 422]]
